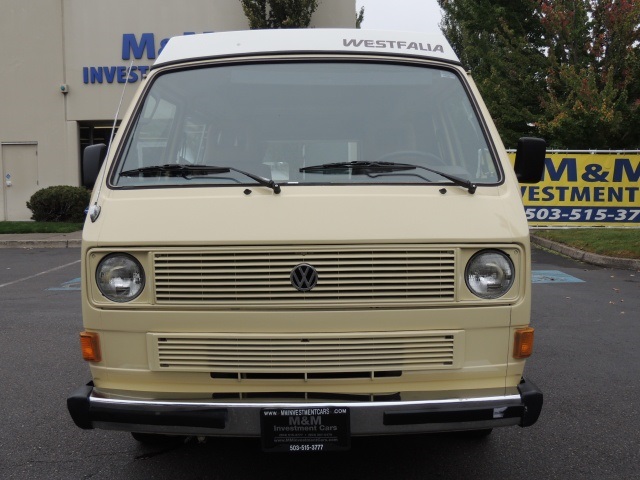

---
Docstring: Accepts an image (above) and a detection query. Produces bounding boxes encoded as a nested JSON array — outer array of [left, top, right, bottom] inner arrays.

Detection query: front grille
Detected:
[[147, 331, 463, 374], [153, 246, 456, 306]]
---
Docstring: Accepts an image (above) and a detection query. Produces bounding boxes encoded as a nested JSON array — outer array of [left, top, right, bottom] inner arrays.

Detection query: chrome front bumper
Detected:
[[68, 378, 542, 437]]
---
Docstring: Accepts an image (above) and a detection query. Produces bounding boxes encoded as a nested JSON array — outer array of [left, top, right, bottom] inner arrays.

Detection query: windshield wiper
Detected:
[[120, 164, 230, 177], [228, 166, 281, 194], [119, 164, 281, 194], [299, 161, 477, 194]]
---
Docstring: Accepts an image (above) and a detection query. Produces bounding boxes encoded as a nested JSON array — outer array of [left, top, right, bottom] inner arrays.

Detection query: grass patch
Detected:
[[0, 221, 83, 234], [533, 228, 640, 259]]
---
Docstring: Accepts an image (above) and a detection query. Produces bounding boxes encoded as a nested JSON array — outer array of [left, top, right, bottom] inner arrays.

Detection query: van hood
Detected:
[[86, 186, 529, 247]]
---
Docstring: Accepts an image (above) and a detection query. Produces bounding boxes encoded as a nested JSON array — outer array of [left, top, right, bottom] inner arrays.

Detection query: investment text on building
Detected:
[[82, 32, 211, 85]]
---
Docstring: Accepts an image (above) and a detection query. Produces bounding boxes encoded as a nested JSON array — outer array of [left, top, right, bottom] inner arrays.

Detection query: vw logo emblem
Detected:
[[290, 264, 318, 292]]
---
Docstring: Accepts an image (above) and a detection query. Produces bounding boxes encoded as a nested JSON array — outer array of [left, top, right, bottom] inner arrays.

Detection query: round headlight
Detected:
[[465, 250, 515, 299], [96, 253, 145, 302]]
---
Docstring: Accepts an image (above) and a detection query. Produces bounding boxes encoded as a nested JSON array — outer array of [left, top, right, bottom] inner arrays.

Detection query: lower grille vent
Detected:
[[210, 371, 403, 380], [148, 331, 463, 374]]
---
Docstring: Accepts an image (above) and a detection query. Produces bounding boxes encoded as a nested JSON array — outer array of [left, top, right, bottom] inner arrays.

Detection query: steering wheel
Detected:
[[376, 150, 446, 166]]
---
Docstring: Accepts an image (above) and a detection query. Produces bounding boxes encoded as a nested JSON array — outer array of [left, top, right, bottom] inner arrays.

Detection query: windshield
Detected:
[[112, 61, 500, 188]]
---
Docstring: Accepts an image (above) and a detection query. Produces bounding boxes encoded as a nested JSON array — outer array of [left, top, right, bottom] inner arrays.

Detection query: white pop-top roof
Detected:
[[154, 29, 460, 67]]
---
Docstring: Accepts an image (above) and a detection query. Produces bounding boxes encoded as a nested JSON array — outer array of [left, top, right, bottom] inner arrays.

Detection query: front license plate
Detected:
[[260, 407, 350, 452]]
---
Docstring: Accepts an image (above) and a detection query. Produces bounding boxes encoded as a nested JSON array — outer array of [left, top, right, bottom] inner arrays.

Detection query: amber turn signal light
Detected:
[[80, 331, 101, 362], [513, 327, 535, 359]]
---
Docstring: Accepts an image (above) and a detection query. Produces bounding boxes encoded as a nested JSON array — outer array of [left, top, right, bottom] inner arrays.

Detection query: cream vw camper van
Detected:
[[68, 29, 545, 451]]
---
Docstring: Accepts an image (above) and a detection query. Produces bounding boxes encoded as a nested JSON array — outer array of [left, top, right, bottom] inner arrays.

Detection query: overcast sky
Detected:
[[355, 0, 443, 32]]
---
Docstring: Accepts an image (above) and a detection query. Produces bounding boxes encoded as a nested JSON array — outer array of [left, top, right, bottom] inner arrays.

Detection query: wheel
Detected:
[[376, 150, 446, 166], [130, 432, 186, 445]]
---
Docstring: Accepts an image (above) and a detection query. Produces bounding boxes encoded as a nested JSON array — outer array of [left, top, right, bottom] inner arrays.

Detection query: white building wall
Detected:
[[0, 0, 355, 220], [1, 1, 71, 220]]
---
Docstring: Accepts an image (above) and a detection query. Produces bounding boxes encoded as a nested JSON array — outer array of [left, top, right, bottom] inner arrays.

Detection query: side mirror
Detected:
[[82, 144, 107, 189], [513, 137, 545, 183]]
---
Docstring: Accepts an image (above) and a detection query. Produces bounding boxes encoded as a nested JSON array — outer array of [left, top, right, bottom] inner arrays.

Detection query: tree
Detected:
[[438, 0, 640, 149], [537, 0, 640, 148], [356, 6, 365, 29], [240, 0, 318, 29], [438, 0, 548, 147]]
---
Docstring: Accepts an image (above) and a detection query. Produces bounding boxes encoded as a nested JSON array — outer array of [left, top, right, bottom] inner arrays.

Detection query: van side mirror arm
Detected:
[[513, 137, 546, 184], [82, 144, 107, 189]]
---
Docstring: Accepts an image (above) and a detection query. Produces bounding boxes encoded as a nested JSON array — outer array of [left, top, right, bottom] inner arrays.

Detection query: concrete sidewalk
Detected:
[[0, 230, 82, 249]]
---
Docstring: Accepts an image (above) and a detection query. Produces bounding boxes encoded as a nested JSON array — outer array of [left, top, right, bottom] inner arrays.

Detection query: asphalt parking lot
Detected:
[[0, 246, 638, 479]]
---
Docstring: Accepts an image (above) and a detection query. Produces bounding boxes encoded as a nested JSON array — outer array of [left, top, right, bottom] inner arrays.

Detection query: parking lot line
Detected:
[[0, 260, 81, 289]]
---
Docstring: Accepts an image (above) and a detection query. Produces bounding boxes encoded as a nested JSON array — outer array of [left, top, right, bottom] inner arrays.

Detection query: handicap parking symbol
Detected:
[[47, 277, 81, 291]]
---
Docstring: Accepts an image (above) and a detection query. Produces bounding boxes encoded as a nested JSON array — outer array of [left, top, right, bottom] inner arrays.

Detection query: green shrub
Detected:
[[26, 186, 91, 222]]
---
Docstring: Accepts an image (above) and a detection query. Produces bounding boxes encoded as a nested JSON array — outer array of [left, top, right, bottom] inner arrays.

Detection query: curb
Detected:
[[531, 235, 640, 271], [0, 239, 81, 249]]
